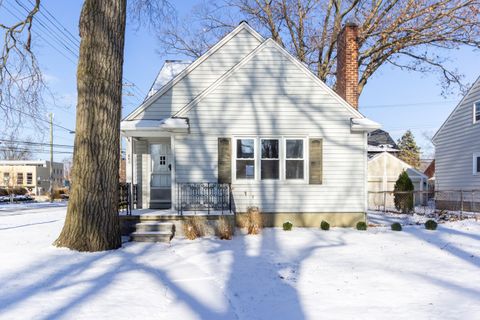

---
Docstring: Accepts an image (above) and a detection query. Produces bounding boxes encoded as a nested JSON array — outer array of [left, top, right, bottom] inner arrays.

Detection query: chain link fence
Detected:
[[368, 190, 480, 218]]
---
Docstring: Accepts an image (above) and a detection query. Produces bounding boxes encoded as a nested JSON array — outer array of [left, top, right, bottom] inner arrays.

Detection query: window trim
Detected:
[[233, 137, 257, 182], [260, 138, 281, 180], [232, 136, 309, 184], [474, 153, 480, 176], [284, 138, 307, 182], [474, 101, 480, 124]]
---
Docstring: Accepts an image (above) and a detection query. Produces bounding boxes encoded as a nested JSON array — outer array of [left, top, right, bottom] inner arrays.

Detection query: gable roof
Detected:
[[368, 151, 428, 178], [173, 38, 365, 119], [146, 60, 191, 99], [368, 129, 398, 148], [432, 75, 480, 144], [123, 22, 265, 121]]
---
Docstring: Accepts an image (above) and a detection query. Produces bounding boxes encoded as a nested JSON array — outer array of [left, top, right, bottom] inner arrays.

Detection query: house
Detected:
[[367, 152, 429, 209], [367, 129, 399, 155], [0, 160, 64, 195], [432, 75, 480, 210], [121, 22, 380, 227]]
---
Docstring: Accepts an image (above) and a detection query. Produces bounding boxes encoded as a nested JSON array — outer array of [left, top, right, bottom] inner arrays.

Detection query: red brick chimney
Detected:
[[336, 22, 359, 109]]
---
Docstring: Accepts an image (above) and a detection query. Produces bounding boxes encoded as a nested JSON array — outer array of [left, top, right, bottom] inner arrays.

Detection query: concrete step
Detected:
[[130, 231, 173, 243], [135, 222, 175, 233]]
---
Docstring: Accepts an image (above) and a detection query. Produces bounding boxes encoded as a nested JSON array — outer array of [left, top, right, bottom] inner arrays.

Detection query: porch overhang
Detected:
[[120, 118, 189, 137], [350, 118, 381, 132]]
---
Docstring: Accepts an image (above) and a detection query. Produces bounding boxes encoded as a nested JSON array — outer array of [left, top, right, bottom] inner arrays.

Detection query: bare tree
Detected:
[[0, 132, 33, 160], [0, 0, 48, 129], [158, 0, 480, 95]]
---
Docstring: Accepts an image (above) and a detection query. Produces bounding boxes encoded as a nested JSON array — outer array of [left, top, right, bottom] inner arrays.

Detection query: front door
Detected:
[[150, 143, 172, 209]]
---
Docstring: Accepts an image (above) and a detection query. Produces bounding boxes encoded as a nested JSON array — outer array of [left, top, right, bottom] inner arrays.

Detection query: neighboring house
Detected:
[[368, 152, 429, 209], [121, 22, 380, 227], [432, 75, 480, 210], [367, 129, 399, 155], [0, 160, 64, 195], [420, 159, 435, 191]]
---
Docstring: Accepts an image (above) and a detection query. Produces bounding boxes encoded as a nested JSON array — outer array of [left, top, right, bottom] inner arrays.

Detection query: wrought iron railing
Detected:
[[177, 183, 231, 215], [119, 183, 137, 215]]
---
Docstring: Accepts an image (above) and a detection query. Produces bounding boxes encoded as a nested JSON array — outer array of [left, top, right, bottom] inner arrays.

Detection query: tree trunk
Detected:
[[54, 0, 126, 252]]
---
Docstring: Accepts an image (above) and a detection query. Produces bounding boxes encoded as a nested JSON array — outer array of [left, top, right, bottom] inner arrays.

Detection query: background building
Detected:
[[0, 160, 64, 195]]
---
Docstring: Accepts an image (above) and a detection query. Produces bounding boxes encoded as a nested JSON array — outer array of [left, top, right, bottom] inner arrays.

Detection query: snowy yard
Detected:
[[0, 204, 479, 320]]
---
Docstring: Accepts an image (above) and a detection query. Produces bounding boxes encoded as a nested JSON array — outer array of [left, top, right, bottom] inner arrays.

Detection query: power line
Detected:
[[362, 100, 456, 109], [0, 139, 74, 149], [6, 105, 75, 132]]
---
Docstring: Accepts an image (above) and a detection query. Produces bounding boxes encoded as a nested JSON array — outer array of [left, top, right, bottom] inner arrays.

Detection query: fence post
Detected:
[[460, 190, 464, 219]]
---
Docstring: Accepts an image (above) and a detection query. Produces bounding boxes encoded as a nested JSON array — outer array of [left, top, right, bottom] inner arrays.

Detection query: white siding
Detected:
[[435, 78, 480, 190], [174, 44, 366, 213], [133, 29, 262, 120]]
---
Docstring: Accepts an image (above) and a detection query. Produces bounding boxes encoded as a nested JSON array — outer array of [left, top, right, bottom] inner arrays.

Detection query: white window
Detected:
[[474, 153, 480, 175], [474, 102, 480, 123], [235, 138, 255, 180], [285, 139, 305, 180], [261, 139, 280, 180]]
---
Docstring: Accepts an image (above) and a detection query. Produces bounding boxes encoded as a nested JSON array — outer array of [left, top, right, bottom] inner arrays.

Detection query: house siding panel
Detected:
[[434, 78, 480, 191], [174, 44, 366, 213], [134, 29, 262, 120]]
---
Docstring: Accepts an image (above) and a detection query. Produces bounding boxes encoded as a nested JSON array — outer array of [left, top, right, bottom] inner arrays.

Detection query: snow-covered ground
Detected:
[[0, 206, 479, 320]]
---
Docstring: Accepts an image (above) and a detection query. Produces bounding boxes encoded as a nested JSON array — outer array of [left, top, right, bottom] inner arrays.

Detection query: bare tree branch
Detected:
[[157, 0, 480, 95]]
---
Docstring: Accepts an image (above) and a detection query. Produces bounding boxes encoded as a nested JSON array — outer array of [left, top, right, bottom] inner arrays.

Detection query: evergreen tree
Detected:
[[397, 130, 421, 168], [393, 171, 414, 214]]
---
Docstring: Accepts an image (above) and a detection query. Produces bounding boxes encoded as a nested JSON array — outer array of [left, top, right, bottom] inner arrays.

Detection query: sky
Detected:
[[1, 0, 479, 161]]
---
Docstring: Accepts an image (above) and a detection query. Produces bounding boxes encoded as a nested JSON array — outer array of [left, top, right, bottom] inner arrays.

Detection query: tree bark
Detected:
[[54, 0, 126, 252]]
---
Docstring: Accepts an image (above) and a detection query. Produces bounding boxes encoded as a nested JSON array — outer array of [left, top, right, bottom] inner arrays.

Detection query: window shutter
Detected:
[[309, 138, 323, 184], [218, 138, 232, 183]]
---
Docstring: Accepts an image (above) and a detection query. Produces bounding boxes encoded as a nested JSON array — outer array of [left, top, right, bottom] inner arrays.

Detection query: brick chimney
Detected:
[[336, 22, 359, 109]]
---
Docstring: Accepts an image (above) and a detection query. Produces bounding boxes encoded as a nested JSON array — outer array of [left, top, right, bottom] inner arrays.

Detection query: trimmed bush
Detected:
[[425, 220, 438, 230], [183, 216, 205, 240], [218, 216, 233, 240], [283, 221, 293, 231], [393, 171, 414, 214], [320, 220, 330, 231], [356, 221, 367, 231], [242, 206, 263, 235], [391, 222, 402, 231]]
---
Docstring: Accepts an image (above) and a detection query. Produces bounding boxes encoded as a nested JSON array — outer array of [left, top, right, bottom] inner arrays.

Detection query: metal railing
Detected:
[[177, 183, 231, 215], [368, 190, 480, 216], [119, 183, 137, 215]]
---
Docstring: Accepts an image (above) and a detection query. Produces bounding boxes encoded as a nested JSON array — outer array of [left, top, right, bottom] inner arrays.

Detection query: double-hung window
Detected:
[[236, 139, 255, 180], [475, 102, 480, 123], [17, 173, 24, 185], [261, 139, 279, 180], [285, 139, 305, 180], [26, 173, 33, 185]]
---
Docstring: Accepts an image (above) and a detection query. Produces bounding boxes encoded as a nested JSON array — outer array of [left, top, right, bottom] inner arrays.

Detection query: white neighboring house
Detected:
[[121, 22, 380, 227], [368, 152, 429, 209], [432, 75, 480, 209]]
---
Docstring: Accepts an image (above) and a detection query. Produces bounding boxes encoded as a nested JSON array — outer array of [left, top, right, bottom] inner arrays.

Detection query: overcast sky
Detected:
[[1, 0, 479, 161]]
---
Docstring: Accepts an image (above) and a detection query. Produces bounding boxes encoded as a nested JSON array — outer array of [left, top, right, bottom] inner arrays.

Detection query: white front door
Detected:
[[150, 143, 172, 209]]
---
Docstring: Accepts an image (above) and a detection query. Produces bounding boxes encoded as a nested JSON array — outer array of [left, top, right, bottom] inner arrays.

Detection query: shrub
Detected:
[[183, 216, 205, 240], [391, 222, 402, 231], [356, 221, 367, 231], [218, 216, 233, 240], [283, 221, 293, 231], [425, 220, 438, 230], [393, 171, 414, 214], [243, 206, 263, 235], [320, 220, 330, 231], [0, 188, 8, 196]]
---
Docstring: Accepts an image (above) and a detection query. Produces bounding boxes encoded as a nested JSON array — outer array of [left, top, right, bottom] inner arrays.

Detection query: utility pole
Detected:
[[49, 113, 54, 203]]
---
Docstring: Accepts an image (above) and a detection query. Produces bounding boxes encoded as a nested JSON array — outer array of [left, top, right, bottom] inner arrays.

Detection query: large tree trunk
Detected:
[[55, 0, 126, 252]]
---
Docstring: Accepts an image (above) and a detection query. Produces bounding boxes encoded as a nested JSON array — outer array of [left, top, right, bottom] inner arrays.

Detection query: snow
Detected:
[[147, 60, 192, 98], [120, 118, 189, 132], [350, 118, 382, 132], [1, 206, 479, 319]]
